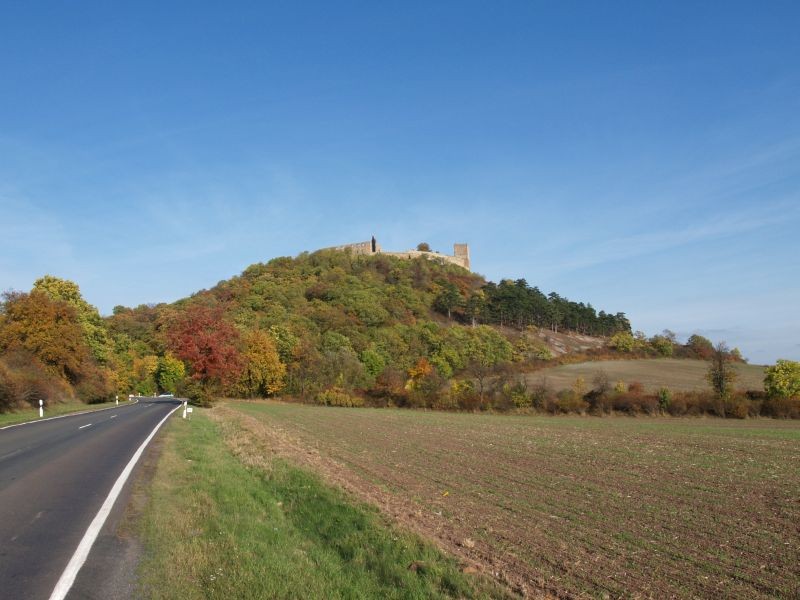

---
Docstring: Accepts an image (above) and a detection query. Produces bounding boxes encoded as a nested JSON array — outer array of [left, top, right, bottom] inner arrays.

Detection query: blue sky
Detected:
[[1, 2, 798, 364]]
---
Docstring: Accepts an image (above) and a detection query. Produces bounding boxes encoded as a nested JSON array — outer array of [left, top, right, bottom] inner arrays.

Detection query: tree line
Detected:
[[1, 251, 798, 418]]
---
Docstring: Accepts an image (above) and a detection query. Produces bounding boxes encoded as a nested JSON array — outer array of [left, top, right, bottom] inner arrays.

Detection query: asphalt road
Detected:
[[0, 398, 181, 600]]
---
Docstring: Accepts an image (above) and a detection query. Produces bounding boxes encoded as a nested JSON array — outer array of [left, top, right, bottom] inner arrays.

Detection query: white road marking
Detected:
[[0, 398, 140, 430], [48, 403, 181, 600], [109, 415, 117, 419], [78, 424, 92, 430], [0, 448, 23, 462]]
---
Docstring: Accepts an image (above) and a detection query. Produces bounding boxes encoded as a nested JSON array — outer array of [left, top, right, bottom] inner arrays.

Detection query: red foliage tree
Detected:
[[167, 305, 242, 395]]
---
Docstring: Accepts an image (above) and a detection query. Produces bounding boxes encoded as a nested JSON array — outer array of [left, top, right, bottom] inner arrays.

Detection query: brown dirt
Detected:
[[217, 402, 800, 599]]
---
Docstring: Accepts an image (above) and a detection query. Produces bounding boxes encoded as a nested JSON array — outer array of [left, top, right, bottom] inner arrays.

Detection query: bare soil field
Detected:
[[526, 358, 766, 392], [221, 402, 799, 599]]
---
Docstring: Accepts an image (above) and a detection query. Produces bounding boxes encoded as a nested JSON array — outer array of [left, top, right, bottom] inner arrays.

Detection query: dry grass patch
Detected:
[[526, 358, 766, 392]]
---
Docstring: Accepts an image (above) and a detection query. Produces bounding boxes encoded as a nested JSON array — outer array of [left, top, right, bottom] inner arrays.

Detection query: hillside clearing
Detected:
[[526, 358, 766, 392], [224, 401, 800, 599]]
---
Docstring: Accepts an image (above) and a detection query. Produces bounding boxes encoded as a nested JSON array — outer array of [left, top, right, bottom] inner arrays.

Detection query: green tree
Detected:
[[33, 275, 113, 364], [707, 342, 738, 402], [359, 347, 386, 379], [433, 281, 462, 319], [157, 352, 186, 394], [416, 242, 431, 252], [764, 360, 800, 399], [649, 334, 674, 357]]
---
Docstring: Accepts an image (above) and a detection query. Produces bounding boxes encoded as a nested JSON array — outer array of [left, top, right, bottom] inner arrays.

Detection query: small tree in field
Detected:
[[707, 342, 738, 415], [609, 331, 635, 352]]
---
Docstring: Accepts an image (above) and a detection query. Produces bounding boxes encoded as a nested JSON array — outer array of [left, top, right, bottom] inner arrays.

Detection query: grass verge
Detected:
[[0, 399, 130, 427], [137, 410, 507, 599]]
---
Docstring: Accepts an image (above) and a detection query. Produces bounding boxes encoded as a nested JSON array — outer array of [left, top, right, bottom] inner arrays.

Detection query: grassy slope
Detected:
[[526, 358, 766, 392], [0, 399, 129, 428], [228, 401, 800, 599], [137, 411, 506, 600]]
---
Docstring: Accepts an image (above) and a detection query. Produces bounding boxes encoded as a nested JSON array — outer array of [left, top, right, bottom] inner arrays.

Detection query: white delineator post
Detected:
[[39, 399, 44, 418], [182, 400, 187, 419], [115, 395, 119, 405]]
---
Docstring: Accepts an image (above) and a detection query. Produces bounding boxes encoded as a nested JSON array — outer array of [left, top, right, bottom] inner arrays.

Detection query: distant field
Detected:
[[526, 358, 766, 392], [225, 401, 800, 599]]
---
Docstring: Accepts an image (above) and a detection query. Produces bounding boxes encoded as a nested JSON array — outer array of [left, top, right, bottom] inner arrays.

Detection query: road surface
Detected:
[[0, 398, 181, 599]]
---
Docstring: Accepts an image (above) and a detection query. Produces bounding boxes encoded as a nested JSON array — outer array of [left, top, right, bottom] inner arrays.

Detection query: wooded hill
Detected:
[[7, 248, 795, 417], [0, 250, 630, 410]]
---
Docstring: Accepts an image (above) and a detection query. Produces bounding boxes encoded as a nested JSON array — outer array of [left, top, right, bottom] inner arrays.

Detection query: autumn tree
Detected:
[[687, 334, 714, 359], [167, 305, 242, 402], [416, 242, 431, 252], [764, 360, 800, 399], [132, 355, 159, 395], [236, 330, 286, 397], [0, 291, 91, 383], [610, 331, 635, 353], [33, 275, 113, 364]]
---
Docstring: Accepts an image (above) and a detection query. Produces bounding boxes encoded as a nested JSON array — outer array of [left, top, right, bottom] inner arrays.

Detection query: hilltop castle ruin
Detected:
[[324, 237, 470, 271]]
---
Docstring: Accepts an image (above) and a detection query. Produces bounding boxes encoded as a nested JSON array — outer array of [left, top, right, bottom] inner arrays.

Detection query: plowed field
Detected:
[[222, 402, 799, 599]]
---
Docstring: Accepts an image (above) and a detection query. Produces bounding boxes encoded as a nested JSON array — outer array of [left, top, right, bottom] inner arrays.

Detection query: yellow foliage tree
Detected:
[[236, 330, 286, 397]]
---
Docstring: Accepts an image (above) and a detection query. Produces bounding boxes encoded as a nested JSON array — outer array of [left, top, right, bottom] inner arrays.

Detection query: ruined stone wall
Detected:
[[324, 239, 381, 255], [320, 239, 470, 270], [383, 245, 470, 270]]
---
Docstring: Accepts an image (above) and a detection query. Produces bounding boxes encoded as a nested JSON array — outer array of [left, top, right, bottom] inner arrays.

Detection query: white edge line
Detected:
[[0, 398, 141, 430], [48, 402, 182, 600], [78, 424, 92, 430]]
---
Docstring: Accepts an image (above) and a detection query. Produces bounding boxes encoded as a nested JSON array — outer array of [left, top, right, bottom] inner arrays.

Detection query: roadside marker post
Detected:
[[115, 395, 119, 406], [187, 407, 193, 420], [39, 399, 43, 418], [182, 401, 187, 419]]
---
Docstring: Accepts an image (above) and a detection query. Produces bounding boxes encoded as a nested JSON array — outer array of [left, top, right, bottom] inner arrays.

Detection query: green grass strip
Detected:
[[138, 412, 504, 599]]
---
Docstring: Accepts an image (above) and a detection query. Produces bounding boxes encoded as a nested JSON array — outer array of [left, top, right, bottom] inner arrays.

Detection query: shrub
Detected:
[[530, 379, 553, 411], [449, 380, 478, 411], [585, 389, 612, 414], [554, 389, 589, 414], [628, 381, 645, 396], [316, 388, 364, 407], [666, 394, 687, 416], [496, 378, 530, 409], [657, 387, 672, 413], [0, 361, 18, 412], [762, 396, 800, 419], [611, 392, 658, 415], [724, 394, 750, 419]]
